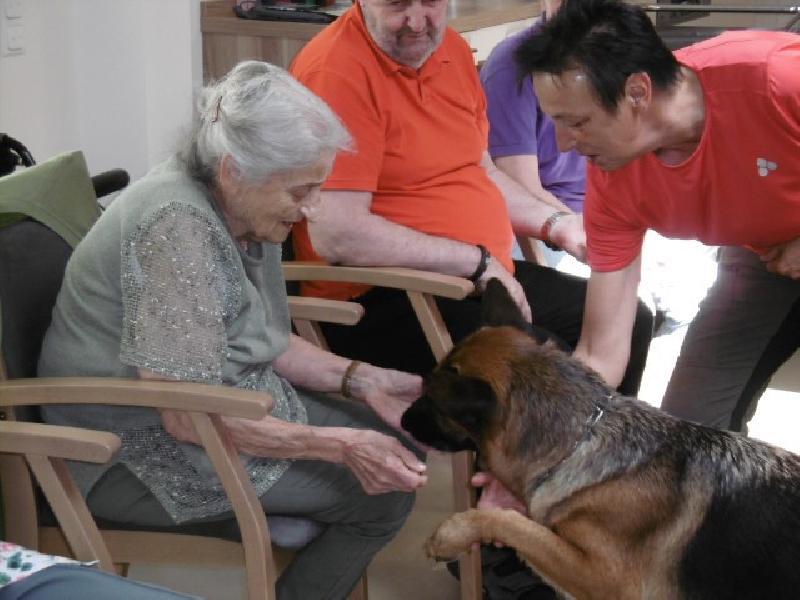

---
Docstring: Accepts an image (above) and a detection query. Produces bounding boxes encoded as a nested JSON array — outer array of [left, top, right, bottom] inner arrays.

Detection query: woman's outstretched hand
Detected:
[[358, 366, 422, 431], [341, 428, 427, 494]]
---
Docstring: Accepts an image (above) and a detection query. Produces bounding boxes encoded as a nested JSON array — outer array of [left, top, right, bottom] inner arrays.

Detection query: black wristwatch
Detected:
[[468, 244, 492, 282]]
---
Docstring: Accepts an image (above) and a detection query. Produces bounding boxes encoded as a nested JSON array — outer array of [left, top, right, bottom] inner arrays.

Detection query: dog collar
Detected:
[[528, 397, 609, 494]]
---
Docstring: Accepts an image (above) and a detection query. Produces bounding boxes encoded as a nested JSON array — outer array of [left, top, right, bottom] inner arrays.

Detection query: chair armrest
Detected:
[[282, 262, 474, 299], [516, 235, 547, 266], [0, 382, 275, 589], [287, 296, 363, 326], [0, 421, 120, 463], [0, 378, 271, 419]]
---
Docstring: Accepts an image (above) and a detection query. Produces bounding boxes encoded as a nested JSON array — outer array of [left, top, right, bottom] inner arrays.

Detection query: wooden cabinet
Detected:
[[201, 0, 541, 80]]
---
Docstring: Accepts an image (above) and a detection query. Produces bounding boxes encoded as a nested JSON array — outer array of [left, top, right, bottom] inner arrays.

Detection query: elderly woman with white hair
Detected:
[[38, 61, 427, 599]]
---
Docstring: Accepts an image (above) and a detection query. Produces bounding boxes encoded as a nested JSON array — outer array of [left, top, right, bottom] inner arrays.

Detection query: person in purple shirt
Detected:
[[480, 0, 585, 219]]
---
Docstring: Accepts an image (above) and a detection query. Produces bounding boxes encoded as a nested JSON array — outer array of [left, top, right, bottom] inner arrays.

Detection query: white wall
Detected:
[[0, 0, 202, 181]]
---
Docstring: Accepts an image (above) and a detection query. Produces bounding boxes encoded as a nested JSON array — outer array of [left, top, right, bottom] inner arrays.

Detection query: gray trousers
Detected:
[[86, 394, 418, 600], [661, 246, 800, 432]]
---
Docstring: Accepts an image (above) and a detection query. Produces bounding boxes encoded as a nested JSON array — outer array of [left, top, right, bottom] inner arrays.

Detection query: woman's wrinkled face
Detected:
[[221, 152, 334, 245]]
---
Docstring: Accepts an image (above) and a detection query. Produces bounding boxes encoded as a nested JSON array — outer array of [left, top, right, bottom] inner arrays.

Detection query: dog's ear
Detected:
[[481, 278, 530, 332]]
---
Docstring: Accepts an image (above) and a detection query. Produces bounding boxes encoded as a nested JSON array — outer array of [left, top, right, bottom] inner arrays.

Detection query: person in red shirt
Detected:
[[515, 0, 800, 433], [289, 0, 654, 395]]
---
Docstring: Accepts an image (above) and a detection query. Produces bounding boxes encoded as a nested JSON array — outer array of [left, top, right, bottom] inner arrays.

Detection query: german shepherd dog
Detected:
[[401, 280, 800, 600]]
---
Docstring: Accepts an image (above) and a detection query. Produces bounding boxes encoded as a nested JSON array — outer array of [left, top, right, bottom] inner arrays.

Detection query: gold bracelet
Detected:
[[340, 360, 362, 399]]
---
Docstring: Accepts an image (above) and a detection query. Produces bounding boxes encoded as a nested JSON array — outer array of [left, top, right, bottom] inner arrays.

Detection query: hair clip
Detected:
[[211, 96, 223, 123]]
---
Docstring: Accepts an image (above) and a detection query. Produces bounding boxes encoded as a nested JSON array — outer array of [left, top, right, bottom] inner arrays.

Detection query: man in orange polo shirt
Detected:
[[517, 0, 800, 433], [289, 0, 654, 395]]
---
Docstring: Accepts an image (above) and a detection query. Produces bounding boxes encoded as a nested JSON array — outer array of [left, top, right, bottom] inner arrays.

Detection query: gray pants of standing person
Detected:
[[86, 394, 419, 600], [0, 565, 199, 600], [661, 246, 800, 432]]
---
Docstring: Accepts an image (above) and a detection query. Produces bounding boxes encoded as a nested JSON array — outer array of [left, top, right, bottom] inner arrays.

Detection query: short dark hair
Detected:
[[515, 0, 680, 112]]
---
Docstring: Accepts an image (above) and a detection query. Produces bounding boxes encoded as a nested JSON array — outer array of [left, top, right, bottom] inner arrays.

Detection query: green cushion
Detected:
[[0, 151, 101, 249], [0, 153, 102, 541], [0, 151, 102, 398]]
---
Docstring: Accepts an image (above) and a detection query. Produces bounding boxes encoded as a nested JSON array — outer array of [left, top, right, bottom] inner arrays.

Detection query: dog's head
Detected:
[[401, 279, 610, 458]]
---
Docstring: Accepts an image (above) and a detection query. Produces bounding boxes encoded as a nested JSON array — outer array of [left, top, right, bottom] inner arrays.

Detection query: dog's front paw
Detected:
[[425, 510, 484, 561]]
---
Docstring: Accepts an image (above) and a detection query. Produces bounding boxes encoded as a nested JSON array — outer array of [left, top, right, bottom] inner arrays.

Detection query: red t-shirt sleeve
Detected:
[[297, 68, 385, 192], [585, 165, 647, 272]]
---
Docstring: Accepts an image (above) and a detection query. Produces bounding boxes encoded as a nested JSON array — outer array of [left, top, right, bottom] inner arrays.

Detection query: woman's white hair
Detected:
[[182, 60, 351, 186]]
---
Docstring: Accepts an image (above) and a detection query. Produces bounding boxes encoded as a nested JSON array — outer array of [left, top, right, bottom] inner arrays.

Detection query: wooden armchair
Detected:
[[0, 293, 368, 600], [0, 378, 273, 599], [0, 419, 120, 573], [281, 262, 484, 600], [0, 300, 369, 600], [516, 235, 548, 266]]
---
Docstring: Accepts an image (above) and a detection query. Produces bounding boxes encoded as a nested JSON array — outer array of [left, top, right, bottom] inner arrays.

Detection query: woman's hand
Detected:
[[160, 408, 201, 444], [478, 260, 533, 323], [353, 365, 422, 432], [341, 428, 427, 494]]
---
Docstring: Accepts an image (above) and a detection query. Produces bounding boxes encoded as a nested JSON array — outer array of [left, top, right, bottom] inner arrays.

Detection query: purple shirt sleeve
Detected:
[[480, 28, 541, 158], [480, 23, 587, 212]]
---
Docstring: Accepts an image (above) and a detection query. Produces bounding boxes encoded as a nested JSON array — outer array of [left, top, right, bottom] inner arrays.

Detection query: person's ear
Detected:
[[625, 72, 652, 110], [217, 155, 241, 198]]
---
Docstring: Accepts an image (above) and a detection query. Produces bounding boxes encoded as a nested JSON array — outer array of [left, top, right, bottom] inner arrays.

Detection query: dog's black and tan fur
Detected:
[[402, 280, 800, 600]]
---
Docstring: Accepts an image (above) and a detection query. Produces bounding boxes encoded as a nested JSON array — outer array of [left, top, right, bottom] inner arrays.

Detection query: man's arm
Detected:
[[481, 152, 586, 260], [308, 189, 532, 320], [309, 190, 483, 277], [573, 255, 643, 387], [494, 154, 570, 212]]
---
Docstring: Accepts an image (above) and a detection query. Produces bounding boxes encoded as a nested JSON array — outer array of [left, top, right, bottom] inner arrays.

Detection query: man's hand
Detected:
[[549, 213, 587, 262], [471, 471, 527, 549], [761, 238, 800, 279], [342, 428, 428, 494], [472, 471, 527, 514], [478, 260, 533, 323]]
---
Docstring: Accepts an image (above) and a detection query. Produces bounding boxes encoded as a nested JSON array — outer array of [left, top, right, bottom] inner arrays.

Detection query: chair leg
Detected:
[[348, 572, 368, 600], [451, 451, 482, 600]]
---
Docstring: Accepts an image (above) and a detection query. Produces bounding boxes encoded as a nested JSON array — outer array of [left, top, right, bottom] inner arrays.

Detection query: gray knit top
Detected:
[[38, 157, 307, 523]]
